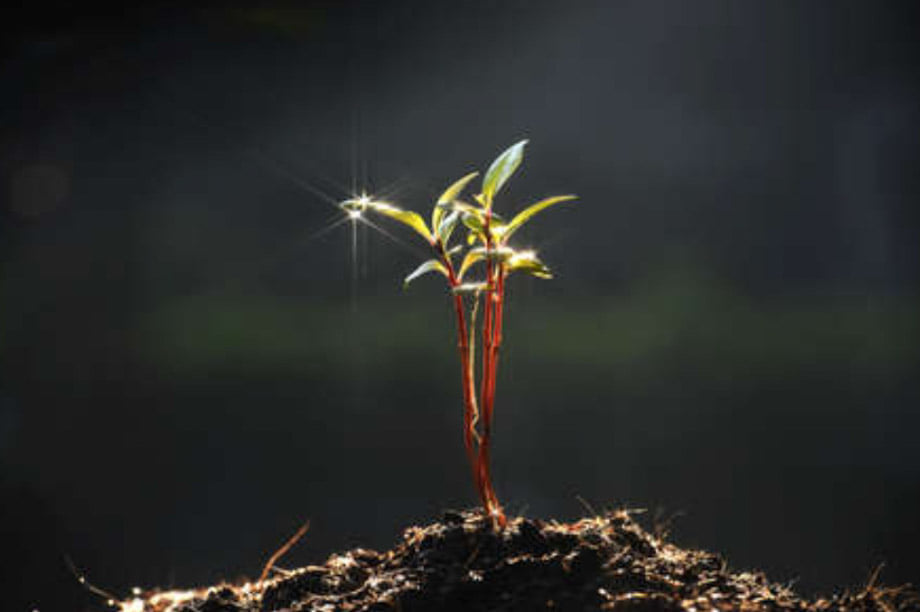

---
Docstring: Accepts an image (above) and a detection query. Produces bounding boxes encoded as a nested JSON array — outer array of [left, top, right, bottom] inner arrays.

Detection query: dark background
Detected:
[[2, 2, 918, 609]]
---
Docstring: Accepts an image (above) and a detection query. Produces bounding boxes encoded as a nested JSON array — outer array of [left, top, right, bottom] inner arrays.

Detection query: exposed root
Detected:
[[259, 520, 311, 584]]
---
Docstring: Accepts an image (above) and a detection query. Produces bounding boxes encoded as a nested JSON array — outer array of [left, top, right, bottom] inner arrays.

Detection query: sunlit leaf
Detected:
[[369, 202, 434, 243], [450, 200, 483, 215], [458, 249, 484, 280], [488, 219, 508, 242], [451, 282, 488, 295], [432, 205, 444, 238], [462, 209, 505, 237], [473, 245, 516, 261], [438, 172, 479, 206], [403, 259, 448, 289], [524, 267, 553, 279], [433, 172, 479, 231], [462, 211, 484, 234], [443, 244, 463, 264], [507, 250, 553, 279], [500, 195, 577, 242], [437, 210, 462, 245], [481, 140, 528, 206], [459, 246, 515, 279]]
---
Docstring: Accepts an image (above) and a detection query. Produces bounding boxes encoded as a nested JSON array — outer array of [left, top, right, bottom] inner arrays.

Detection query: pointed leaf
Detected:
[[369, 202, 434, 243], [500, 195, 577, 242], [458, 249, 485, 280], [507, 250, 553, 279], [437, 210, 462, 245], [433, 172, 479, 231], [459, 246, 515, 279], [481, 140, 528, 205], [437, 172, 479, 205], [403, 259, 448, 288], [523, 266, 553, 279]]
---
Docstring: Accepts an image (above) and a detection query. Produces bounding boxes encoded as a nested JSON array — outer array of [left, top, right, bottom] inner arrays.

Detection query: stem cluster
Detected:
[[436, 233, 507, 529]]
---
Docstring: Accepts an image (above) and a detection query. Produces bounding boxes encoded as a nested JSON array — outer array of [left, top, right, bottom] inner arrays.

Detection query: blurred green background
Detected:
[[1, 2, 918, 609]]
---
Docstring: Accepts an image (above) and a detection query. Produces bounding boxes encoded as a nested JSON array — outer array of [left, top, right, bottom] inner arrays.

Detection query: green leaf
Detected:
[[432, 204, 444, 239], [459, 246, 515, 279], [507, 250, 553, 279], [462, 211, 484, 234], [437, 171, 479, 206], [458, 249, 484, 280], [481, 140, 528, 205], [403, 259, 448, 288], [461, 209, 504, 237], [369, 202, 434, 243], [436, 210, 462, 245], [433, 172, 479, 231], [472, 245, 516, 262], [500, 195, 577, 242]]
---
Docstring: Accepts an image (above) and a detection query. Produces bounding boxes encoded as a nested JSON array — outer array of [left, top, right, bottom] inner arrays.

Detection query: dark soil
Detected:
[[119, 509, 917, 612]]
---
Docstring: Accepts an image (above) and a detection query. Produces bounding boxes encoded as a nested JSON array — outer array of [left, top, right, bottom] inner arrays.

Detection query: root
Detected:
[[259, 521, 311, 585]]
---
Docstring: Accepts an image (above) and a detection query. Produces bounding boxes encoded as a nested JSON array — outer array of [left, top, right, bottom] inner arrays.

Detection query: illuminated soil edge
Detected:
[[118, 510, 917, 612]]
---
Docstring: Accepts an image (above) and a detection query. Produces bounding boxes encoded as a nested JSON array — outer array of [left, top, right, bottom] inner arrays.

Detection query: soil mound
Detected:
[[119, 510, 917, 612]]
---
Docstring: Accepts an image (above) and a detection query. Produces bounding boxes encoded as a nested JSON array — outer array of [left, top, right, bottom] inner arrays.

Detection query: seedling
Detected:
[[340, 141, 576, 529]]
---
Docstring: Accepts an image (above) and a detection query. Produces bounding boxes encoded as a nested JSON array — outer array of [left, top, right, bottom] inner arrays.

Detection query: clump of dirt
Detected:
[[119, 509, 917, 612]]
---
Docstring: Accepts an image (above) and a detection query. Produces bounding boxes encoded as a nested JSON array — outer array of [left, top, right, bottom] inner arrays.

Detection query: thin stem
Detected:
[[487, 267, 507, 419], [477, 209, 505, 528], [480, 265, 494, 431], [437, 240, 486, 510], [468, 293, 482, 447], [453, 294, 478, 477], [480, 266, 506, 527]]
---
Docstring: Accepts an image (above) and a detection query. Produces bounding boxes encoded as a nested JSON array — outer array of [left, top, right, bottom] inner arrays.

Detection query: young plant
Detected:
[[340, 141, 575, 529]]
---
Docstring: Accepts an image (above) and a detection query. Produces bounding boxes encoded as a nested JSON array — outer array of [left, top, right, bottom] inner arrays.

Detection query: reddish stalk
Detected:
[[439, 242, 488, 511], [451, 293, 478, 479], [480, 267, 506, 526], [477, 211, 506, 528], [487, 268, 507, 425]]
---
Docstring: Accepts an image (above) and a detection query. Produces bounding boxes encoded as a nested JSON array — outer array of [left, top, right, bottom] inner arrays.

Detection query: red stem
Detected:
[[488, 268, 506, 420], [439, 243, 487, 511], [481, 266, 506, 526], [477, 211, 506, 528]]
